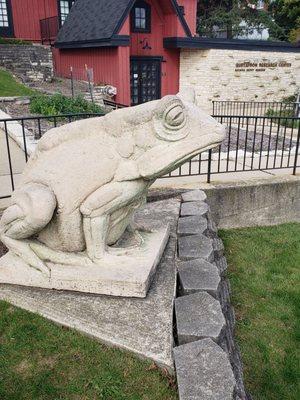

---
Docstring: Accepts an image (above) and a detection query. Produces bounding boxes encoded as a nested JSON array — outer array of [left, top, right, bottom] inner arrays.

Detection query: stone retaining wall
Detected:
[[180, 48, 300, 113], [174, 190, 250, 400], [205, 176, 300, 229], [0, 44, 53, 82]]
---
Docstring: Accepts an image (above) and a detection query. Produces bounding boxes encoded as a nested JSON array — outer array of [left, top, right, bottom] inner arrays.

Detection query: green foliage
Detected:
[[219, 223, 300, 400], [0, 37, 31, 45], [0, 69, 36, 97], [0, 301, 178, 400], [265, 108, 299, 128], [268, 0, 300, 42], [197, 0, 299, 42], [265, 92, 300, 128], [30, 93, 104, 116], [197, 0, 275, 38]]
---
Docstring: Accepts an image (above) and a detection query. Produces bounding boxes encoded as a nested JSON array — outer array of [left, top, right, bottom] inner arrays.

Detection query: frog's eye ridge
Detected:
[[154, 96, 188, 142]]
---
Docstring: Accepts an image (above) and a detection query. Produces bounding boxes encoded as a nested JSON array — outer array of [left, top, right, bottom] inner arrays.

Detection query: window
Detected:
[[0, 0, 9, 27], [58, 0, 75, 25], [131, 1, 151, 33]]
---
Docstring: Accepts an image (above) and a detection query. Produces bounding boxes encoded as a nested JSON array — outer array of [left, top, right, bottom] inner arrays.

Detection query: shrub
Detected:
[[0, 37, 31, 45], [266, 108, 299, 129], [30, 93, 104, 116]]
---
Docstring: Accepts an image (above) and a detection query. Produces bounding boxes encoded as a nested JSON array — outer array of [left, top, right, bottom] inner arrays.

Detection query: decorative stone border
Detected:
[[174, 190, 249, 400]]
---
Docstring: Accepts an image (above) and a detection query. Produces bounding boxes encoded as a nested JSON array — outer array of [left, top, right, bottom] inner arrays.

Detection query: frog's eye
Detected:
[[154, 96, 188, 141], [164, 103, 186, 130]]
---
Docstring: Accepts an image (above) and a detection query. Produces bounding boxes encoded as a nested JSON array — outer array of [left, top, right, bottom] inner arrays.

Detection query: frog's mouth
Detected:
[[138, 130, 225, 180]]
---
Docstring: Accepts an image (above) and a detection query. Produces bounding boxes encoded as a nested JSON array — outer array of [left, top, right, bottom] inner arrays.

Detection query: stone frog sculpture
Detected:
[[0, 90, 225, 285]]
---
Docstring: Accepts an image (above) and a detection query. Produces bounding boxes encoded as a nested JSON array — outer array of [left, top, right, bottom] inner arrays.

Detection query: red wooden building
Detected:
[[0, 0, 197, 105]]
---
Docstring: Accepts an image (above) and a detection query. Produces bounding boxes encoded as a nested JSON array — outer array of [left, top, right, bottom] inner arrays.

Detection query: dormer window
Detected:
[[131, 0, 151, 33], [58, 0, 75, 26]]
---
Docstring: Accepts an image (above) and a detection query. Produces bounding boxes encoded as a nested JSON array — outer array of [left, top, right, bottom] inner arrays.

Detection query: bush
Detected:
[[30, 93, 104, 116], [0, 37, 31, 45], [266, 108, 299, 129]]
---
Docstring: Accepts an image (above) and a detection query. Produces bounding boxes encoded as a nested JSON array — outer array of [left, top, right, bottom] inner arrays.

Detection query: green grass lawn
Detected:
[[0, 301, 178, 400], [0, 69, 36, 97], [219, 223, 300, 400]]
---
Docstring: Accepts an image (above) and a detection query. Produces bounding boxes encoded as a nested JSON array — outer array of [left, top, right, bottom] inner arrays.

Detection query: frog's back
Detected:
[[23, 126, 120, 212]]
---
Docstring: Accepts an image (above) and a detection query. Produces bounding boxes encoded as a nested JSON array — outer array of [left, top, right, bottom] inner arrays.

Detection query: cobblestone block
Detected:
[[174, 338, 236, 400], [177, 216, 207, 236], [175, 292, 226, 344], [178, 234, 214, 262], [182, 190, 207, 202], [180, 201, 209, 217], [177, 259, 220, 297]]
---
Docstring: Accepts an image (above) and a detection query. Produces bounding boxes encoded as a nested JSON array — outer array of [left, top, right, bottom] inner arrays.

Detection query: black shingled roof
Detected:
[[55, 0, 191, 49]]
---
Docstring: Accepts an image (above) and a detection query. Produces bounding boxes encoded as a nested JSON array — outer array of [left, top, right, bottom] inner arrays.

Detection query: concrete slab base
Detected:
[[0, 198, 180, 369], [0, 226, 170, 298]]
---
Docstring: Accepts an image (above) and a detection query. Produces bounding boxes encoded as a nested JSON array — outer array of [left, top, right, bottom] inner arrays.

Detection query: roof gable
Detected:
[[55, 0, 191, 49]]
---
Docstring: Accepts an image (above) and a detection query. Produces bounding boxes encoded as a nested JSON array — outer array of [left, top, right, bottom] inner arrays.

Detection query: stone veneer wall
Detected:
[[180, 48, 300, 113], [0, 44, 53, 82]]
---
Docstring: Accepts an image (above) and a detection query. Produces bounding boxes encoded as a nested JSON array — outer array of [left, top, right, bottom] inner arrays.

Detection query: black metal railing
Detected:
[[212, 101, 300, 127], [40, 16, 59, 45], [164, 115, 299, 182], [0, 112, 299, 200]]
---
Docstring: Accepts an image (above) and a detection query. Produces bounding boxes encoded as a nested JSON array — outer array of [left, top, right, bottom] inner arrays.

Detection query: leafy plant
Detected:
[[0, 37, 32, 45], [266, 109, 299, 128], [30, 93, 104, 116]]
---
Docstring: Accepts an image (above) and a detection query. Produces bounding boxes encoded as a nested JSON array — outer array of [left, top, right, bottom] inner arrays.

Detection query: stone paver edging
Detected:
[[174, 189, 249, 400]]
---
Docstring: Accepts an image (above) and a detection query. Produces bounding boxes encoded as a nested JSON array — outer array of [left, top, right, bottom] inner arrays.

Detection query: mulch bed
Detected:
[[218, 126, 296, 153]]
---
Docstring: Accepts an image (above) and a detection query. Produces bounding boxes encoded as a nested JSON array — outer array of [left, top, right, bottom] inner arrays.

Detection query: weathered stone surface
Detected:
[[180, 201, 209, 217], [182, 190, 207, 202], [205, 176, 300, 229], [207, 212, 218, 237], [0, 91, 225, 297], [216, 256, 228, 275], [0, 201, 174, 298], [0, 44, 53, 82], [177, 259, 220, 296], [177, 215, 207, 236], [174, 338, 236, 400], [0, 198, 180, 370], [175, 292, 226, 344], [213, 237, 225, 259], [178, 234, 214, 262]]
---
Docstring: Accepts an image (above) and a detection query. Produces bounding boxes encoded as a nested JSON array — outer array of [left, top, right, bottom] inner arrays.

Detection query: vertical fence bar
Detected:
[[293, 124, 300, 175], [258, 117, 266, 170], [21, 119, 28, 162], [280, 121, 288, 168], [273, 118, 281, 169], [37, 118, 42, 139], [4, 121, 15, 192], [207, 149, 212, 183], [287, 121, 294, 168]]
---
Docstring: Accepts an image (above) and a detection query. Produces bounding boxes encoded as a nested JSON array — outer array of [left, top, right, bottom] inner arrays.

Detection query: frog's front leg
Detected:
[[80, 180, 146, 262]]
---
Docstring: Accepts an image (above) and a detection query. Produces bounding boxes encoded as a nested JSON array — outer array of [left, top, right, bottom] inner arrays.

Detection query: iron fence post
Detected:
[[207, 149, 212, 183], [293, 124, 300, 175]]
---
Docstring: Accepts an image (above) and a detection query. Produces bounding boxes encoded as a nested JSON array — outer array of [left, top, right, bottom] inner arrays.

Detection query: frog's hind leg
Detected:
[[80, 180, 146, 262], [0, 183, 56, 275]]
